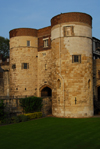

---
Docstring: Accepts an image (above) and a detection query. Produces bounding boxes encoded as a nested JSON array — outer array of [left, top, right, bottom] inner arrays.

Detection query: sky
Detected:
[[0, 0, 100, 39]]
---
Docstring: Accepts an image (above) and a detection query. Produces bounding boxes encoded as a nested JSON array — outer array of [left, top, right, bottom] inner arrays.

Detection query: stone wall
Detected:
[[93, 59, 100, 100], [0, 65, 9, 96], [10, 35, 38, 96], [51, 13, 93, 118], [7, 12, 95, 118], [37, 49, 52, 96], [0, 97, 52, 116], [0, 78, 4, 96]]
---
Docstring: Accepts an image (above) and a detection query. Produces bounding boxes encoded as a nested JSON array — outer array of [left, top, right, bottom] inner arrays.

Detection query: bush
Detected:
[[11, 116, 20, 123], [24, 112, 42, 120], [0, 112, 43, 125], [36, 112, 42, 118], [1, 118, 12, 124], [24, 113, 37, 120], [19, 96, 43, 113], [18, 115, 28, 122]]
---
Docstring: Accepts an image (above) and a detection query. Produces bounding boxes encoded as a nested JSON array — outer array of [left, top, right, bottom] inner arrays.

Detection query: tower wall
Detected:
[[9, 28, 38, 96], [51, 12, 93, 117], [37, 27, 52, 96]]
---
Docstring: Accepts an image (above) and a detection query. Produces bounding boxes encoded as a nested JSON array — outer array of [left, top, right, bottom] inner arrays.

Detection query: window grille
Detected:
[[27, 41, 30, 47], [21, 63, 29, 69], [44, 39, 48, 47], [72, 55, 81, 63]]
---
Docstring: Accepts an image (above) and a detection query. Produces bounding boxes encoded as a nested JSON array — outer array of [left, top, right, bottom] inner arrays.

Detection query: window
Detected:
[[27, 41, 30, 47], [0, 60, 2, 63], [22, 63, 29, 69], [42, 53, 46, 56], [45, 64, 47, 70], [64, 26, 74, 36], [57, 79, 61, 89], [7, 58, 9, 62], [43, 38, 49, 48], [12, 64, 16, 69], [72, 55, 81, 63]]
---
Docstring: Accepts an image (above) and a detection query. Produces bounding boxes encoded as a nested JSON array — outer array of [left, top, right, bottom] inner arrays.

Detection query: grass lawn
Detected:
[[0, 117, 100, 149]]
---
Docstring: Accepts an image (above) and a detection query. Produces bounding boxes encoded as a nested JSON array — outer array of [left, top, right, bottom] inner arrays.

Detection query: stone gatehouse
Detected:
[[0, 12, 100, 118]]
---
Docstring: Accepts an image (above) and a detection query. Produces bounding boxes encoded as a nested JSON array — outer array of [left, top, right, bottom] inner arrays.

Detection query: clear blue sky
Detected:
[[0, 0, 100, 39]]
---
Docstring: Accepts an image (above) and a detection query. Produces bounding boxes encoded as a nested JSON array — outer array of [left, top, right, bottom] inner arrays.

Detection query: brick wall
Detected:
[[38, 26, 51, 52], [38, 26, 51, 37], [10, 28, 37, 38], [38, 35, 51, 52], [51, 12, 92, 27]]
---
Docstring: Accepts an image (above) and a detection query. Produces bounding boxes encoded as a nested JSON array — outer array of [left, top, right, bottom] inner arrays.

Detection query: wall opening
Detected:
[[41, 86, 52, 116], [41, 87, 52, 97], [57, 79, 61, 89], [94, 86, 100, 115], [88, 79, 91, 89]]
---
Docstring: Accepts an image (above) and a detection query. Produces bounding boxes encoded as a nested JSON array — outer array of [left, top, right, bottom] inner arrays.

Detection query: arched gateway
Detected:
[[40, 85, 52, 116], [41, 87, 52, 97]]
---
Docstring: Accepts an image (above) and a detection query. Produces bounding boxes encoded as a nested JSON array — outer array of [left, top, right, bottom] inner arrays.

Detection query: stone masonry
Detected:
[[1, 12, 100, 117]]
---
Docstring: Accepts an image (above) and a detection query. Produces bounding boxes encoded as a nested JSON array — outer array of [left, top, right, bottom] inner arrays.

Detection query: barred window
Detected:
[[72, 55, 81, 63], [12, 64, 16, 69], [27, 41, 30, 47], [22, 63, 29, 69], [44, 39, 48, 47], [64, 26, 74, 36]]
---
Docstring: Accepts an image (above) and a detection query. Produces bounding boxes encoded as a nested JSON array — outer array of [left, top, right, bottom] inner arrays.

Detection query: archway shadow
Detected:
[[40, 86, 52, 116]]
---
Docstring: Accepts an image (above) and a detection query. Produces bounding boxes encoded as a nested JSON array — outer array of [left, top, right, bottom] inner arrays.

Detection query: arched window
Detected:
[[41, 87, 52, 97], [57, 79, 61, 89]]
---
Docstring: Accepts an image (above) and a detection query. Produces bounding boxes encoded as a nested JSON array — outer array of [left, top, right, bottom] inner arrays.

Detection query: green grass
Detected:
[[0, 117, 100, 149]]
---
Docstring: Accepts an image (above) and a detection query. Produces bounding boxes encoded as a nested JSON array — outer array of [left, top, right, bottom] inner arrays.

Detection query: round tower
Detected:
[[51, 12, 93, 117], [9, 28, 38, 97]]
